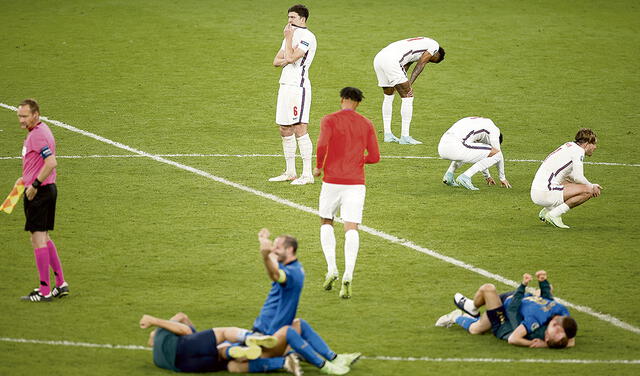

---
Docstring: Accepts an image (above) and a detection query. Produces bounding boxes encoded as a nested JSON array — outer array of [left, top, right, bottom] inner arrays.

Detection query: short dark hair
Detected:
[[288, 4, 309, 20], [280, 235, 298, 254], [19, 99, 40, 114], [433, 47, 445, 63], [561, 316, 578, 339], [574, 128, 597, 145], [499, 132, 503, 144], [340, 87, 364, 102], [547, 336, 569, 349]]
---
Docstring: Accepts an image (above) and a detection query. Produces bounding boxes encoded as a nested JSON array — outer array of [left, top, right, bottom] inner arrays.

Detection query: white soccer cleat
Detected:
[[291, 175, 314, 185], [384, 132, 400, 143], [538, 208, 548, 222], [269, 172, 297, 182], [399, 135, 423, 145], [544, 213, 570, 229], [456, 175, 479, 190], [283, 353, 303, 376], [454, 293, 479, 317], [332, 352, 361, 368], [435, 309, 463, 328], [442, 171, 459, 187]]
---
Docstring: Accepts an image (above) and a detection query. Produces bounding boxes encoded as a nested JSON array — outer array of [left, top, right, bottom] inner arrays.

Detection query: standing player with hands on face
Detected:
[[16, 99, 69, 302], [269, 4, 317, 185]]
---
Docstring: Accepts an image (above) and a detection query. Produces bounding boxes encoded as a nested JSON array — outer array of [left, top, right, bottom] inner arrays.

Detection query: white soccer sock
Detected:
[[400, 97, 414, 137], [549, 203, 570, 217], [282, 135, 297, 176], [447, 161, 463, 174], [382, 94, 394, 134], [320, 224, 338, 275], [462, 152, 502, 178], [343, 229, 360, 281], [297, 133, 313, 177]]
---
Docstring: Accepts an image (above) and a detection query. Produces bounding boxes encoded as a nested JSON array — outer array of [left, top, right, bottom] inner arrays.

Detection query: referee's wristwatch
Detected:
[[32, 178, 42, 189]]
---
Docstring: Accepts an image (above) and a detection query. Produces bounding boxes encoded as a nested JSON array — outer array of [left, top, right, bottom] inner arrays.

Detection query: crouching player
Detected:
[[435, 270, 577, 348]]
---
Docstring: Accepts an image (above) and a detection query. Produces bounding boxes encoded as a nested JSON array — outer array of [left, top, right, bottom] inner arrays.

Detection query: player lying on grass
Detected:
[[435, 270, 577, 348], [139, 312, 299, 374]]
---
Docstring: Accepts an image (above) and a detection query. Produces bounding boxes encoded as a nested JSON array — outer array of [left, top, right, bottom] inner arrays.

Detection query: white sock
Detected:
[[549, 203, 570, 217], [447, 161, 463, 174], [462, 152, 501, 178], [236, 329, 251, 342], [343, 229, 359, 281], [282, 135, 297, 176], [320, 224, 338, 275], [382, 94, 394, 134], [297, 133, 313, 177], [400, 97, 414, 137]]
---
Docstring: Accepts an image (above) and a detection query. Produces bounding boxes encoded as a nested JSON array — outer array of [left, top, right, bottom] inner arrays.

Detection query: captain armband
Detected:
[[277, 269, 287, 283]]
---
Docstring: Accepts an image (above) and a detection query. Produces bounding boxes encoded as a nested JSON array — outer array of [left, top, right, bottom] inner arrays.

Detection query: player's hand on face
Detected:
[[485, 177, 496, 186], [284, 24, 294, 38], [535, 270, 547, 282], [500, 179, 512, 188], [313, 167, 322, 177], [522, 273, 532, 286], [529, 338, 547, 348]]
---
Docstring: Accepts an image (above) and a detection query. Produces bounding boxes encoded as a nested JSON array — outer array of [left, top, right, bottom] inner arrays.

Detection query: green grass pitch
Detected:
[[1, 0, 639, 375]]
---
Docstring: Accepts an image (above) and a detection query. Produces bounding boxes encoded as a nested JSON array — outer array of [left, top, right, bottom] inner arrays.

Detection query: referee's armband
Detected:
[[40, 146, 52, 159], [277, 269, 287, 284]]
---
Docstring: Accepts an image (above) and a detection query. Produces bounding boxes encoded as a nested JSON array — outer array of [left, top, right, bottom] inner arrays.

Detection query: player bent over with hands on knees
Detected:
[[251, 228, 360, 374], [436, 270, 577, 349], [531, 128, 602, 229]]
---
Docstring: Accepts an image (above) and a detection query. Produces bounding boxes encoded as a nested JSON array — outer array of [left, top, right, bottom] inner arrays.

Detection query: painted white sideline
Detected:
[[1, 102, 638, 336]]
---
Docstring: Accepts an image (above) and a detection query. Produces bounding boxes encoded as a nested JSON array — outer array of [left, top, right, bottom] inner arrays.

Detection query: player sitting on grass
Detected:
[[435, 270, 577, 348], [139, 312, 300, 374]]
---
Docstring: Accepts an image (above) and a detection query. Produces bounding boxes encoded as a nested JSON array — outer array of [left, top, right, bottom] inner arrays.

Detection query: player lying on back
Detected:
[[435, 270, 577, 349]]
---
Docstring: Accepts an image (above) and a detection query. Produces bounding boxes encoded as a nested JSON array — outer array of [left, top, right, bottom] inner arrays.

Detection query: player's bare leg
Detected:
[[291, 122, 314, 185], [545, 182, 597, 228], [320, 218, 339, 290], [381, 87, 399, 142], [395, 82, 421, 145], [269, 125, 298, 182]]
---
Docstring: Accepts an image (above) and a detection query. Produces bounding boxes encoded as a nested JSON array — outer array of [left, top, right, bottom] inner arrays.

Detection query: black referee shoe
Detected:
[[51, 282, 70, 298], [21, 289, 52, 302]]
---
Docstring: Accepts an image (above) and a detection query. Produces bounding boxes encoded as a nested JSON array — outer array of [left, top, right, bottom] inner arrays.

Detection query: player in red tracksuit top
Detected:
[[313, 87, 380, 299]]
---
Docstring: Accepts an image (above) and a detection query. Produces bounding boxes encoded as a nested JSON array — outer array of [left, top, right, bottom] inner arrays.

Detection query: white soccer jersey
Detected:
[[443, 117, 502, 150], [531, 142, 591, 191], [279, 26, 316, 87], [379, 37, 440, 66]]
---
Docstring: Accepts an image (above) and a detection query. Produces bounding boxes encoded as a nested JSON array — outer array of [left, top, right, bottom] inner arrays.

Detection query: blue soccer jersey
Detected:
[[252, 260, 305, 335], [505, 294, 570, 334]]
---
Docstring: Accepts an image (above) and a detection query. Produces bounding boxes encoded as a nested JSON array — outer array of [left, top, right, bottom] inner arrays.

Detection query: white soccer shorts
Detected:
[[373, 51, 409, 87], [319, 182, 366, 224], [438, 135, 492, 164], [530, 189, 565, 208], [276, 84, 311, 125]]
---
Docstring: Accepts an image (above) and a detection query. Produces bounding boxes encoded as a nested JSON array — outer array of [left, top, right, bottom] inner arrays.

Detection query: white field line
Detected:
[[0, 153, 638, 167], [0, 337, 638, 365], [1, 102, 638, 336]]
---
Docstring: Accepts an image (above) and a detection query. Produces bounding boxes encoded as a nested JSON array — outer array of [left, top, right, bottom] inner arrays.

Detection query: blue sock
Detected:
[[299, 319, 336, 360], [455, 316, 479, 331], [286, 327, 325, 368], [248, 357, 285, 372]]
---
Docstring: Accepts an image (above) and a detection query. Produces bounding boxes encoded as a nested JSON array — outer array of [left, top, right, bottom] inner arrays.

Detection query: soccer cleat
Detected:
[[20, 289, 52, 302], [456, 175, 479, 190], [290, 175, 314, 185], [442, 171, 459, 187], [246, 334, 278, 349], [323, 272, 339, 291], [268, 172, 297, 182], [51, 282, 70, 298], [228, 345, 262, 360], [454, 293, 479, 317], [339, 280, 352, 299], [320, 359, 350, 375], [538, 208, 548, 222], [435, 309, 463, 328], [399, 135, 423, 145], [332, 353, 361, 368], [384, 132, 400, 143], [544, 213, 570, 229], [283, 353, 303, 376]]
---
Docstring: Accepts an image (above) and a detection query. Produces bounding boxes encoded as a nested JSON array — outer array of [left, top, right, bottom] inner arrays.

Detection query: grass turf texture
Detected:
[[1, 0, 639, 375]]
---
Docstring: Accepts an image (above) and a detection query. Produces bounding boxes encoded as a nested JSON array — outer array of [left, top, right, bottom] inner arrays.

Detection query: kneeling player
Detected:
[[435, 270, 577, 349]]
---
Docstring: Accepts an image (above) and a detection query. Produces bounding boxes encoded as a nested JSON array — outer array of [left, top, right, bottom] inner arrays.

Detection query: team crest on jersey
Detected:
[[531, 323, 540, 331], [300, 40, 309, 47]]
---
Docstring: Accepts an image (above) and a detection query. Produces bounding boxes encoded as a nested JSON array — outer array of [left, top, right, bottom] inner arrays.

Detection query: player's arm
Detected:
[[283, 25, 307, 64], [481, 169, 495, 185], [364, 122, 381, 164], [506, 274, 530, 323], [258, 228, 286, 283], [273, 49, 288, 67], [408, 52, 432, 85], [570, 153, 600, 196], [139, 314, 192, 336], [508, 324, 545, 348], [26, 148, 57, 200], [536, 270, 554, 300]]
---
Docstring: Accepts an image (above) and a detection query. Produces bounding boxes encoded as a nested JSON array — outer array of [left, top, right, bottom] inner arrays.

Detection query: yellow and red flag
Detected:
[[0, 178, 25, 214]]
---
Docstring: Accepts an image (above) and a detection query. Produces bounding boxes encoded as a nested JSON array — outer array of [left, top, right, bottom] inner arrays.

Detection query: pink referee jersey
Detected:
[[22, 122, 56, 186]]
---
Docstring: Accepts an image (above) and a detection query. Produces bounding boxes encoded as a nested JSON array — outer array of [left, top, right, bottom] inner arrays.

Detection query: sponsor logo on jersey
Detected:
[[300, 40, 309, 47]]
